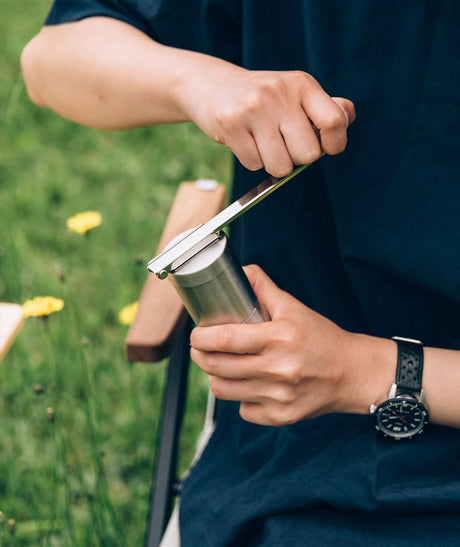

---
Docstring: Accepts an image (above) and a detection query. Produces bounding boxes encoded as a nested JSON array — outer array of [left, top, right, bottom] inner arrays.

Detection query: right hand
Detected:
[[181, 68, 355, 177]]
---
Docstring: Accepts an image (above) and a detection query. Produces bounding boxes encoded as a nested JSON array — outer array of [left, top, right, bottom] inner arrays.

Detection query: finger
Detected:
[[239, 402, 272, 426], [240, 400, 303, 427], [190, 347, 264, 379], [190, 322, 268, 354], [208, 374, 299, 408], [243, 264, 295, 320], [331, 97, 356, 126], [221, 128, 264, 172], [251, 123, 294, 178], [279, 114, 322, 166], [302, 91, 350, 155], [208, 375, 267, 402]]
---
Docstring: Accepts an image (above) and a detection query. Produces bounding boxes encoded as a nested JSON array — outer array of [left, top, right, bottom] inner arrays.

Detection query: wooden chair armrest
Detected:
[[125, 181, 226, 362]]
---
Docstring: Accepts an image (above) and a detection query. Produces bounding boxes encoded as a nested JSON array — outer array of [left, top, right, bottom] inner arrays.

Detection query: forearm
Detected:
[[407, 345, 460, 429], [21, 16, 242, 130]]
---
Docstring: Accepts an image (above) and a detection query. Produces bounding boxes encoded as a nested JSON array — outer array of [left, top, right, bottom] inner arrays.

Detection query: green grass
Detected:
[[0, 2, 232, 544]]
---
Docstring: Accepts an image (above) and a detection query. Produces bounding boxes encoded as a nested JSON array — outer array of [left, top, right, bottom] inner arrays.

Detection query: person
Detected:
[[21, 1, 460, 545]]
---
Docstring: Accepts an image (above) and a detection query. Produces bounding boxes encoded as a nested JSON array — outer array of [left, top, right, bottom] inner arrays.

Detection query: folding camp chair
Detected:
[[125, 180, 226, 547]]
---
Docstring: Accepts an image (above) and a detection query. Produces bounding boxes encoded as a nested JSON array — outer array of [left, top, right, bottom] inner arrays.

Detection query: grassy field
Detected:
[[0, 1, 232, 545]]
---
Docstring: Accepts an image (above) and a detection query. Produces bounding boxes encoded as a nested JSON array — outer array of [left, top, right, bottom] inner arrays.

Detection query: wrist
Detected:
[[339, 333, 396, 415], [370, 337, 429, 439]]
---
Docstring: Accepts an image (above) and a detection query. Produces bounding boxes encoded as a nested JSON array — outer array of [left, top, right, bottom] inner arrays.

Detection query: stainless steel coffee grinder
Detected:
[[160, 227, 267, 326], [148, 161, 320, 327]]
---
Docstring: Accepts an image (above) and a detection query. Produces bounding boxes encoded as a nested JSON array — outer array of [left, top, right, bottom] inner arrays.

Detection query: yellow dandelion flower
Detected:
[[46, 407, 56, 422], [66, 211, 102, 235], [118, 302, 139, 325], [22, 296, 65, 318]]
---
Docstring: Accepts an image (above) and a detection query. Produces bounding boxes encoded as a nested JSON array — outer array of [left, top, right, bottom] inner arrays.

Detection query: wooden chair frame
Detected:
[[125, 180, 226, 546]]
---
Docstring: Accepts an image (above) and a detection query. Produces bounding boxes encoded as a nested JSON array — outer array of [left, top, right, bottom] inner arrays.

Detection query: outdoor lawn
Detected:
[[0, 1, 232, 544]]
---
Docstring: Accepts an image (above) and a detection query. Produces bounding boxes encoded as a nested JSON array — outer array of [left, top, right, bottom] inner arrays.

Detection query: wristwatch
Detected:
[[370, 336, 429, 440]]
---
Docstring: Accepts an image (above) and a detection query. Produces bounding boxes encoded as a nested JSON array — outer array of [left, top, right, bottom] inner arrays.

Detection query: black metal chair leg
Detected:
[[145, 319, 192, 547]]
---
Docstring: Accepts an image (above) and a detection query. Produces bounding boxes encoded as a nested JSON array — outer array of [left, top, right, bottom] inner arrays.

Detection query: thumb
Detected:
[[331, 97, 356, 127], [243, 264, 291, 320]]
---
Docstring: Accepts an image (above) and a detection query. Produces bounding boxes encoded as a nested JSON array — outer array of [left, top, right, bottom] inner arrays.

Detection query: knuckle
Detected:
[[268, 359, 303, 387], [295, 70, 317, 86], [215, 107, 240, 134], [220, 89, 266, 121], [273, 322, 299, 348], [256, 72, 311, 105], [242, 88, 266, 112], [219, 325, 237, 347], [282, 362, 303, 386], [203, 352, 218, 371], [255, 74, 284, 97], [290, 70, 314, 90], [276, 70, 304, 87], [290, 69, 307, 81], [273, 384, 297, 406], [325, 109, 348, 131]]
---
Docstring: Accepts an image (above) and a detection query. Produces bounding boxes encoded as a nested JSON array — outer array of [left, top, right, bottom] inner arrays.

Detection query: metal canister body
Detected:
[[166, 229, 267, 326]]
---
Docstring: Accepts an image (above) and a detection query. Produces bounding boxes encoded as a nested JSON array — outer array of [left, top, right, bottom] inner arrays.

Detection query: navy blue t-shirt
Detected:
[[46, 1, 460, 545]]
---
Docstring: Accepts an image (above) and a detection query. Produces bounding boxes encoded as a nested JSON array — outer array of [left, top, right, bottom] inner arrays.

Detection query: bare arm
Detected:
[[21, 17, 222, 129], [191, 265, 460, 430], [21, 16, 355, 177]]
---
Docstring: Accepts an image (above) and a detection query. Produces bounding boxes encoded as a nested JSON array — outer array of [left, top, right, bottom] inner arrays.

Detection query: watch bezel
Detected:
[[373, 394, 429, 440]]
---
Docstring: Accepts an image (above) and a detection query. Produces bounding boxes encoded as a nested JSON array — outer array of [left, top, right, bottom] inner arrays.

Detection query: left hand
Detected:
[[190, 265, 393, 426]]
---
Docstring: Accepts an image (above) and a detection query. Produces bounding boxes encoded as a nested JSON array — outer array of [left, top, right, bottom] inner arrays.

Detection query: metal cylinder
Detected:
[[166, 229, 267, 326]]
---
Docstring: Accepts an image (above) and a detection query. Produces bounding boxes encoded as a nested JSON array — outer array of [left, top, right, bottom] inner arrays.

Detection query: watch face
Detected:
[[374, 397, 429, 440]]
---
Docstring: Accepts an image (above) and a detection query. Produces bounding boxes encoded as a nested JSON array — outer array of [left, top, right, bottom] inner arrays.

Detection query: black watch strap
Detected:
[[392, 337, 424, 393]]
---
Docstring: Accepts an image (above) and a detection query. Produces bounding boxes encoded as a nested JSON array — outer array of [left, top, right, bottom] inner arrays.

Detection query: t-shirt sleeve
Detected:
[[44, 0, 242, 63]]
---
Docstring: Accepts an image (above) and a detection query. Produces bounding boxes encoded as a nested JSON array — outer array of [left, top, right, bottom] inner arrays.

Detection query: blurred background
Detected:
[[0, 1, 232, 544]]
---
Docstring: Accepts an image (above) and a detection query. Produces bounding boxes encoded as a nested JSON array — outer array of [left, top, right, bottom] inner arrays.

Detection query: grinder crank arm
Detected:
[[148, 155, 323, 279]]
